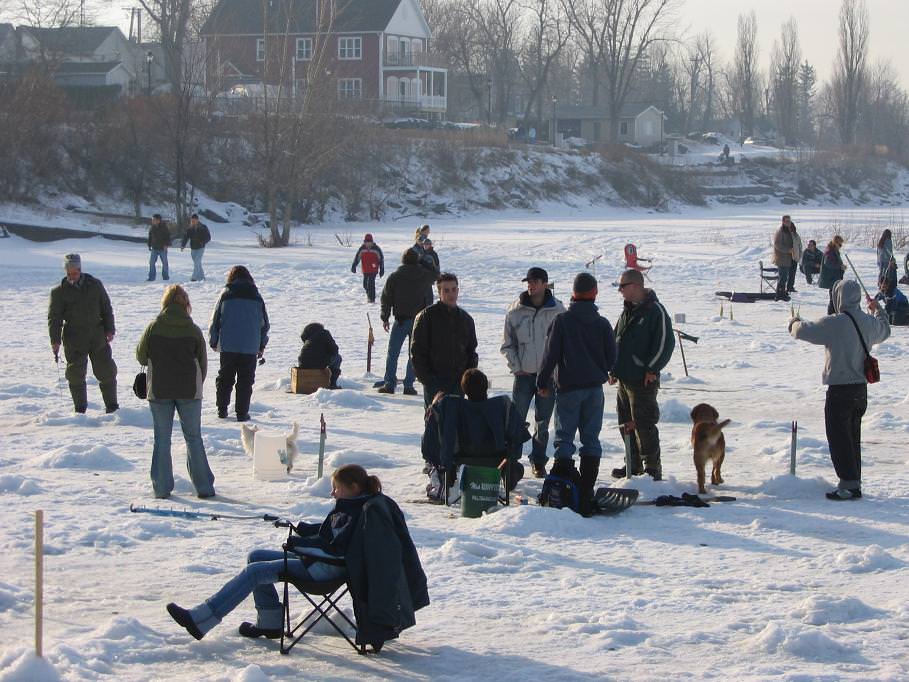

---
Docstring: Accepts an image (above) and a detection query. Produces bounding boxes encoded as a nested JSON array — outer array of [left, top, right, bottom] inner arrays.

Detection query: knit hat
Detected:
[[573, 272, 597, 295], [63, 253, 81, 269], [364, 233, 373, 242]]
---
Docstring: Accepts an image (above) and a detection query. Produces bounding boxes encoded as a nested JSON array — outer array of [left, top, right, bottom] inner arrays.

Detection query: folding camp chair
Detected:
[[278, 530, 370, 655], [759, 260, 779, 293], [624, 243, 652, 274]]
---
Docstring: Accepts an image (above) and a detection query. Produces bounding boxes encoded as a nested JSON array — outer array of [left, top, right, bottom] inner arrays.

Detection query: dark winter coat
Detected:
[[420, 249, 440, 275], [136, 304, 207, 400], [298, 323, 339, 368], [48, 273, 115, 352], [147, 221, 171, 250], [819, 246, 845, 289], [611, 290, 675, 385], [800, 247, 822, 274], [380, 263, 436, 323], [208, 278, 270, 355], [345, 494, 429, 648], [180, 222, 211, 250], [410, 302, 478, 383], [876, 287, 909, 325], [352, 243, 384, 276], [422, 394, 531, 471], [289, 495, 369, 559], [537, 299, 617, 392]]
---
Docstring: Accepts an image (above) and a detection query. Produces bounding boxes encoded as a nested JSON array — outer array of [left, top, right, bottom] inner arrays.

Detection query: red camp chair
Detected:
[[624, 243, 652, 273]]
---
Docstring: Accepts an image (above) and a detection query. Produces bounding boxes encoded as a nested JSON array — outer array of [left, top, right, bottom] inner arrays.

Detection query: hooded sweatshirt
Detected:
[[536, 299, 617, 392], [789, 280, 890, 385]]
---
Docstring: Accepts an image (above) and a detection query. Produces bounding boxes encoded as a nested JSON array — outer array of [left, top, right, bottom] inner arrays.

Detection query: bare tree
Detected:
[[429, 0, 488, 118], [696, 31, 716, 131], [468, 0, 522, 124], [831, 0, 869, 145], [677, 39, 702, 134], [517, 0, 570, 125], [770, 18, 801, 145], [597, 0, 679, 142], [561, 0, 607, 107], [732, 10, 759, 139]]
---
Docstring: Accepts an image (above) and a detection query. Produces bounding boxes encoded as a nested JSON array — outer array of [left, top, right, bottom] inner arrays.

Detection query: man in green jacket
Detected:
[[608, 269, 675, 480], [48, 254, 118, 413]]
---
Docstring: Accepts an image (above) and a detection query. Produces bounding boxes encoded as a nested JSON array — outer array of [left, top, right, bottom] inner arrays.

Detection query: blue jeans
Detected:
[[190, 549, 345, 634], [776, 264, 790, 298], [553, 386, 605, 460], [190, 248, 205, 281], [149, 398, 214, 497], [148, 249, 169, 280], [383, 318, 415, 390], [511, 373, 555, 465]]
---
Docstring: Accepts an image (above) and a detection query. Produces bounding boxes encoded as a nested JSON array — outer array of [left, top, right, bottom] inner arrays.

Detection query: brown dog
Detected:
[[690, 403, 731, 494]]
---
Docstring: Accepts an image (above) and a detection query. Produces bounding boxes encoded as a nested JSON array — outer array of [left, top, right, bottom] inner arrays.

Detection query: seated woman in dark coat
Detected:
[[875, 277, 909, 325], [298, 322, 342, 389], [422, 368, 530, 498]]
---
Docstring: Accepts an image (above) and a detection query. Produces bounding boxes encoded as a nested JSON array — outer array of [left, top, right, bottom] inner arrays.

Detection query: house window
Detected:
[[256, 38, 265, 62], [296, 37, 312, 61], [620, 121, 629, 135], [338, 36, 361, 60], [337, 78, 362, 99]]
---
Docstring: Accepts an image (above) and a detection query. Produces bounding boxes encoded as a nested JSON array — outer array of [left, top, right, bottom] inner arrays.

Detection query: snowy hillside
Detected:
[[1, 204, 908, 680]]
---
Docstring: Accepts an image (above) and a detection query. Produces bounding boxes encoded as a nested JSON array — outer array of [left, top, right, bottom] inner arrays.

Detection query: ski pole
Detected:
[[129, 503, 281, 522], [317, 413, 326, 478]]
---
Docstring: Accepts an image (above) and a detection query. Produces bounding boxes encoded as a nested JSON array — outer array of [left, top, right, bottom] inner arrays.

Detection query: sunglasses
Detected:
[[618, 282, 636, 290]]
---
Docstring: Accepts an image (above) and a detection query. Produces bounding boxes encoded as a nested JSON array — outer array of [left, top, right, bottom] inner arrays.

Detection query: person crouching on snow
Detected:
[[298, 322, 342, 389], [166, 465, 381, 640]]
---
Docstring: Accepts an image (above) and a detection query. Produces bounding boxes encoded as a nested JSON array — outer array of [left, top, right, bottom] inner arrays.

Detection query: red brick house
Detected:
[[201, 0, 447, 116]]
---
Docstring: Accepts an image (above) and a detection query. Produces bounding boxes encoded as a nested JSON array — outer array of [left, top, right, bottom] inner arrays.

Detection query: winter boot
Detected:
[[69, 384, 88, 414], [238, 622, 282, 639], [579, 456, 601, 517], [100, 382, 119, 414]]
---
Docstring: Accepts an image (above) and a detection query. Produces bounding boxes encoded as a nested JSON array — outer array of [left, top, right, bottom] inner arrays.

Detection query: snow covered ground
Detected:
[[1, 204, 908, 681]]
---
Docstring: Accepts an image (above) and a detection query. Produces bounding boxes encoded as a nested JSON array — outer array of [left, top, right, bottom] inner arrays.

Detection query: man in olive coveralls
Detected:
[[48, 254, 119, 413]]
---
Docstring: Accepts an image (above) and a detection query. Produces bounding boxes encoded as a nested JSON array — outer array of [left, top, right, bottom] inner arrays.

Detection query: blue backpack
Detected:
[[538, 474, 581, 513]]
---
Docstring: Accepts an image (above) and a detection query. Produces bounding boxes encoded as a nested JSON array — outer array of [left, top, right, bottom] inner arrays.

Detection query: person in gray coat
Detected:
[[789, 280, 890, 500], [500, 266, 565, 477]]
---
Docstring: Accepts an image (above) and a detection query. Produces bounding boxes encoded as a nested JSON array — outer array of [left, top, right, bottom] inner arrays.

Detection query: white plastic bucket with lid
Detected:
[[253, 430, 290, 481]]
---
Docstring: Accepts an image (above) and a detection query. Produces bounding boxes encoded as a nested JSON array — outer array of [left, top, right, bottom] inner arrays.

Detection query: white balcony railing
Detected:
[[383, 52, 447, 68], [383, 94, 447, 111]]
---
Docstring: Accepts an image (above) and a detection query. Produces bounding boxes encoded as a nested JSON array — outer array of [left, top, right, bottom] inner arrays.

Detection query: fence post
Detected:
[[35, 510, 44, 658]]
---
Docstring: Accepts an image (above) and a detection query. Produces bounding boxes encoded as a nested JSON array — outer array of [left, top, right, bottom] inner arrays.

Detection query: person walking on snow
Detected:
[[48, 253, 118, 414], [208, 266, 270, 421], [536, 272, 616, 516], [378, 249, 436, 395], [181, 213, 211, 282], [500, 266, 565, 478], [608, 269, 675, 481], [351, 233, 384, 303], [789, 280, 889, 500], [147, 214, 171, 281]]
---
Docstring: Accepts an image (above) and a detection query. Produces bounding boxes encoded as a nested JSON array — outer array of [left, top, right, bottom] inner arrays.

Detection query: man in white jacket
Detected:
[[500, 267, 565, 478], [789, 279, 890, 500]]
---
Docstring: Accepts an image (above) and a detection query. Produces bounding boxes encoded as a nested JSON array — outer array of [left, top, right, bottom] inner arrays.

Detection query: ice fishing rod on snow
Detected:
[[129, 503, 283, 523], [842, 251, 872, 300]]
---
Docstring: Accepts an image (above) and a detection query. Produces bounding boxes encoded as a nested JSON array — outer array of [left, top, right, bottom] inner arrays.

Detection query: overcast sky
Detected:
[[676, 0, 907, 87], [17, 0, 909, 89]]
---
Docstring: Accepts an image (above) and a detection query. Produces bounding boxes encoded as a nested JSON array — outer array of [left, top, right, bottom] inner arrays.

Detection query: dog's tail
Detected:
[[287, 421, 299, 440], [716, 419, 731, 431]]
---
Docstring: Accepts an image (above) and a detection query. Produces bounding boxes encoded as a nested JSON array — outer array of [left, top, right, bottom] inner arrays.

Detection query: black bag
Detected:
[[133, 368, 147, 399], [843, 311, 880, 384]]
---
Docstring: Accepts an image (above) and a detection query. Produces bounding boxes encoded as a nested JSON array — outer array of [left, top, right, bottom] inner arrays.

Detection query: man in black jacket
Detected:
[[181, 214, 212, 281], [537, 272, 617, 510], [410, 272, 478, 408], [378, 249, 436, 395], [147, 214, 171, 281]]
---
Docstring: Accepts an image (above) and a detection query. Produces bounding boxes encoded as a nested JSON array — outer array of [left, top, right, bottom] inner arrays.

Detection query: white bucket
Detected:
[[253, 431, 289, 481]]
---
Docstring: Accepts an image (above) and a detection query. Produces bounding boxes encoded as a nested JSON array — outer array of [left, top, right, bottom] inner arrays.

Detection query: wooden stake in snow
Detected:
[[35, 510, 43, 657], [790, 421, 798, 475], [366, 313, 374, 373]]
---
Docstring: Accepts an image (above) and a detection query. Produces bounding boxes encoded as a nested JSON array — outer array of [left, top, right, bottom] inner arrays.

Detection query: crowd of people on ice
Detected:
[[44, 213, 903, 645]]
